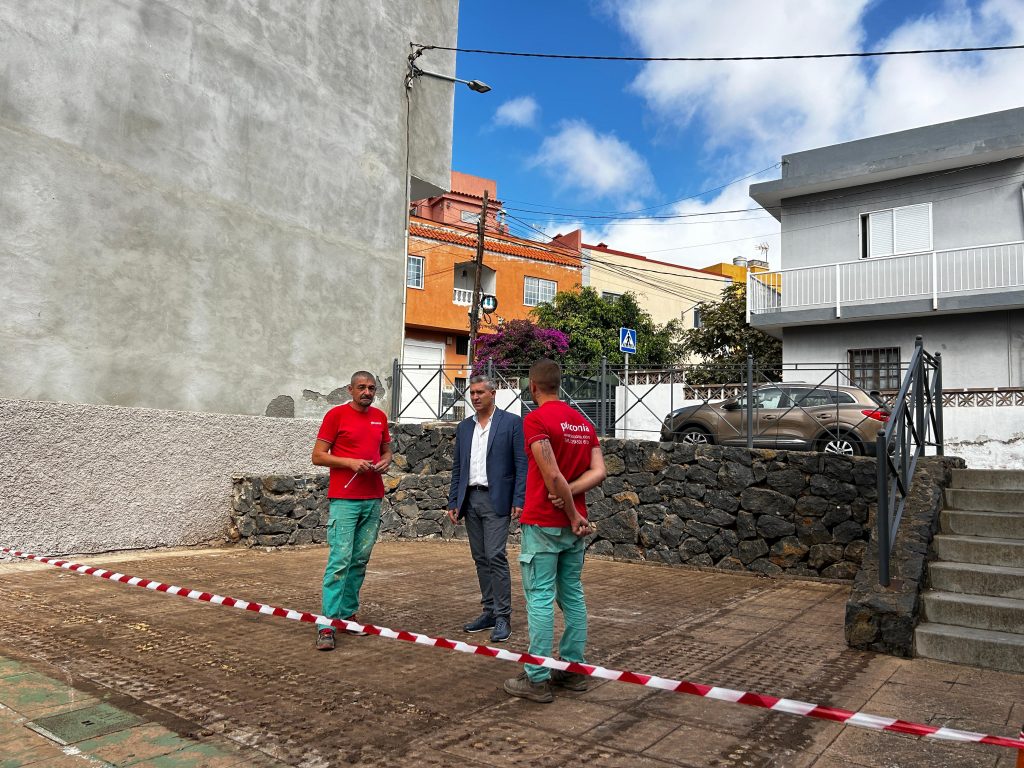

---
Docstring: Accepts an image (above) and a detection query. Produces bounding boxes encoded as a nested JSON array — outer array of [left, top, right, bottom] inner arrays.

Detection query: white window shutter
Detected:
[[868, 209, 894, 257], [893, 203, 931, 253]]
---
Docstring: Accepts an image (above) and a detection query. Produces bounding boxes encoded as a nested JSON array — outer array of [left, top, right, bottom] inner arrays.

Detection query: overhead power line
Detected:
[[413, 43, 1024, 62]]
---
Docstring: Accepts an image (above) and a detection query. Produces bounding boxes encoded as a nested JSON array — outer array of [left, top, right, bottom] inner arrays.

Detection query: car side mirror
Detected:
[[722, 399, 740, 411]]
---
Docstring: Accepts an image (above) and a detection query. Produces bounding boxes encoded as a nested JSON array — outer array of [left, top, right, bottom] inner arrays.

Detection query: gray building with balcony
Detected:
[[748, 107, 1024, 393]]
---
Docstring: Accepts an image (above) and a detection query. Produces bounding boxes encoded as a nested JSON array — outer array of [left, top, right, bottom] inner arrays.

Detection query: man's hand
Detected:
[[547, 493, 564, 509], [511, 506, 522, 521], [446, 508, 460, 525], [569, 512, 592, 538], [372, 457, 390, 473], [349, 458, 373, 474]]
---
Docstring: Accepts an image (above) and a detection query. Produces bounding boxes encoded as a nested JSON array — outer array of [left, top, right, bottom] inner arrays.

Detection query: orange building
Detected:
[[403, 173, 582, 389]]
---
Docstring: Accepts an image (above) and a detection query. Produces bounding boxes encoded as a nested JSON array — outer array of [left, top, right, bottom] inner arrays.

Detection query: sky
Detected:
[[425, 0, 1024, 270]]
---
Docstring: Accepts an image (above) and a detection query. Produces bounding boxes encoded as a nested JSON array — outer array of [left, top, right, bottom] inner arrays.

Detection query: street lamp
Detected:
[[407, 64, 491, 93]]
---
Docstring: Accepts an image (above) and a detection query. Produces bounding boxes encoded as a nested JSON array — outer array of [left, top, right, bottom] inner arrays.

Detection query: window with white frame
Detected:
[[524, 276, 556, 306], [406, 255, 424, 289], [601, 291, 622, 302], [860, 202, 932, 258], [693, 307, 702, 328]]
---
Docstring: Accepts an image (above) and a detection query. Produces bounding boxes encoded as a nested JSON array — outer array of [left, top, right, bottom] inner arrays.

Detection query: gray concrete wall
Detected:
[[0, 398, 324, 555], [779, 158, 1024, 270], [780, 310, 1024, 389], [0, 1, 457, 417]]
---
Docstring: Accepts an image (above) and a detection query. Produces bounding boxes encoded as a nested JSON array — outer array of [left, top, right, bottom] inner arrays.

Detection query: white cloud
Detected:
[[494, 95, 540, 128], [532, 120, 656, 200], [582, 0, 1024, 269]]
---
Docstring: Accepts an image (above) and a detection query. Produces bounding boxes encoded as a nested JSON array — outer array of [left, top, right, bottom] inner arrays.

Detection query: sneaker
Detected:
[[490, 616, 511, 643], [463, 613, 496, 633], [503, 671, 553, 703], [344, 615, 367, 636], [316, 628, 335, 651], [550, 669, 589, 691]]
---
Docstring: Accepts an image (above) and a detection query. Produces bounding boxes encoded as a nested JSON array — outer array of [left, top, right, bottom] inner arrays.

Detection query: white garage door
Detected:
[[398, 341, 445, 423]]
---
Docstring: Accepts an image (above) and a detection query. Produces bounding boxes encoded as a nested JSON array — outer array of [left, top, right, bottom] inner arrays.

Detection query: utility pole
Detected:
[[466, 189, 489, 369]]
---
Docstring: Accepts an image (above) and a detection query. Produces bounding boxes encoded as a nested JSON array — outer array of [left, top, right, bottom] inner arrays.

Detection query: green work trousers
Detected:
[[321, 498, 382, 622], [519, 524, 587, 683]]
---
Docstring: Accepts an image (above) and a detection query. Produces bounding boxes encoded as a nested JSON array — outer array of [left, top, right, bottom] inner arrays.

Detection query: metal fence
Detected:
[[875, 336, 944, 586], [389, 357, 908, 451]]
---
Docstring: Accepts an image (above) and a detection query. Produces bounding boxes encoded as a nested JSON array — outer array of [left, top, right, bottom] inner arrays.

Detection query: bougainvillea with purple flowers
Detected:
[[473, 319, 569, 370]]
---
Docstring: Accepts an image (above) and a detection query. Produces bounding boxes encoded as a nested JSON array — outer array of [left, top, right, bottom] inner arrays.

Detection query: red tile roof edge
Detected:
[[410, 219, 582, 268]]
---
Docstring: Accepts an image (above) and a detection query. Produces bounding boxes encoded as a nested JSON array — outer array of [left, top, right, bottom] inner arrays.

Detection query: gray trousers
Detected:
[[464, 488, 512, 618]]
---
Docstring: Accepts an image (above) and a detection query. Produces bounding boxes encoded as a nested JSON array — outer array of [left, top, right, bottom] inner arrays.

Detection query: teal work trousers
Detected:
[[321, 498, 382, 622], [519, 524, 587, 683]]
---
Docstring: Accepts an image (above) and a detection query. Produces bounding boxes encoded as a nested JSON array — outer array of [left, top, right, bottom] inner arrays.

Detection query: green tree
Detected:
[[681, 282, 782, 384], [530, 287, 683, 368]]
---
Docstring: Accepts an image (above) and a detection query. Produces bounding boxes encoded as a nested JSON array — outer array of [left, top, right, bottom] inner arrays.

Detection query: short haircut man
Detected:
[[447, 374, 527, 643], [503, 359, 607, 703], [310, 370, 392, 651]]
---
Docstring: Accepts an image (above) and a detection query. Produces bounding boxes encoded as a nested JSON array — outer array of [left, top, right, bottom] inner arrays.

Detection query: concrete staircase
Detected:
[[915, 470, 1024, 672]]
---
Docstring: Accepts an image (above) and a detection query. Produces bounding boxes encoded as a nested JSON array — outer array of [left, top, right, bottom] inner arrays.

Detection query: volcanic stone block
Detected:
[[769, 536, 809, 567], [756, 514, 796, 539], [766, 469, 806, 496], [740, 487, 796, 516], [808, 543, 844, 570], [737, 539, 768, 564], [718, 462, 755, 493]]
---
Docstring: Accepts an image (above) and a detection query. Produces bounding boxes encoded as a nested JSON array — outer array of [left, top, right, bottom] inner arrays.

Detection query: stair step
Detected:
[[950, 469, 1024, 491], [920, 590, 1024, 634], [932, 534, 1024, 568], [941, 509, 1024, 540], [943, 489, 1023, 513], [915, 622, 1024, 673], [929, 561, 1024, 599]]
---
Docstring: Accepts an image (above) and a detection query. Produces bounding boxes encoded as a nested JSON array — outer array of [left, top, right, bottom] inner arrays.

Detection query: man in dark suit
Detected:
[[447, 374, 527, 643]]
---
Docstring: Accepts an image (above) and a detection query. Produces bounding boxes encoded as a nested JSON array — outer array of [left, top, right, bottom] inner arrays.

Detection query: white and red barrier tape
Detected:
[[3, 546, 1023, 753]]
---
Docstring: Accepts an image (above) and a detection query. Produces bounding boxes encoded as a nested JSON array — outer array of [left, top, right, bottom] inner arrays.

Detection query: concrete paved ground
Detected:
[[0, 541, 1021, 768]]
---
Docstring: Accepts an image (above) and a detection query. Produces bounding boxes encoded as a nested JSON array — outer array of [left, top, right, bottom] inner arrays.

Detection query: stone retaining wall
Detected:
[[229, 424, 880, 580]]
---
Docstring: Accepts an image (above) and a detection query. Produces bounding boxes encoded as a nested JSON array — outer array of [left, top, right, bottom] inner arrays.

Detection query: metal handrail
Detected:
[[875, 336, 944, 586]]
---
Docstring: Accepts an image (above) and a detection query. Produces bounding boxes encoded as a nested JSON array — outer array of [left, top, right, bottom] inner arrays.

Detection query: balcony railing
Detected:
[[747, 240, 1024, 320], [453, 287, 473, 305]]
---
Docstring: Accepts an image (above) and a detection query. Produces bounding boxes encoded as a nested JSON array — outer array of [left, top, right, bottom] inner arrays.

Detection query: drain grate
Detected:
[[28, 702, 144, 745]]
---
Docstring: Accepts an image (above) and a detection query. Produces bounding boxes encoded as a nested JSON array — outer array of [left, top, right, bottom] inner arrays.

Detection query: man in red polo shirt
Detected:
[[311, 370, 392, 651], [503, 359, 607, 703]]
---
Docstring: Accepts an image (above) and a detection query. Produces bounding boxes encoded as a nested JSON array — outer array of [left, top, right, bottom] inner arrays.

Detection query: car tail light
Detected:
[[861, 409, 889, 422]]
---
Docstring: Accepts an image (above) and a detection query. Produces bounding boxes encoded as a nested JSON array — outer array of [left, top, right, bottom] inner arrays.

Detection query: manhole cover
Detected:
[[28, 703, 144, 744]]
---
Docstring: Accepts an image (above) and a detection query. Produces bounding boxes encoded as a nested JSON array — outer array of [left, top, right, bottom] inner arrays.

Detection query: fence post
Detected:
[[934, 352, 944, 455], [746, 354, 754, 450], [877, 428, 890, 586], [599, 355, 608, 437], [914, 337, 925, 446], [390, 357, 400, 421]]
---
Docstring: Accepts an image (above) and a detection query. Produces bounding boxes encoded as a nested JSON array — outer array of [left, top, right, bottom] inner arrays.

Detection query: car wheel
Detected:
[[677, 426, 713, 446], [819, 433, 861, 456]]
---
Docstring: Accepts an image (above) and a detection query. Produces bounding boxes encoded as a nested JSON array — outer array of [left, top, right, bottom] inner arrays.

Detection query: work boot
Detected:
[[503, 672, 553, 703], [550, 669, 589, 691], [490, 616, 511, 643], [463, 613, 496, 633], [316, 628, 335, 651]]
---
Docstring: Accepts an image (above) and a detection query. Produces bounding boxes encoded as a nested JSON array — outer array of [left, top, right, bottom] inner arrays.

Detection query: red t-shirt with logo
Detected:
[[522, 400, 599, 527], [316, 403, 391, 499]]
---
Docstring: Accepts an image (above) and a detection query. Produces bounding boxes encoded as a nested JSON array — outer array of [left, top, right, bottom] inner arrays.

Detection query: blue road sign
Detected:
[[619, 327, 637, 354]]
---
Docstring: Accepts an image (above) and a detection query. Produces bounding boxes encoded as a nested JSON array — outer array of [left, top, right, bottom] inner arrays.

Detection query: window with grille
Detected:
[[406, 255, 424, 289], [693, 307, 702, 328], [848, 347, 901, 391], [860, 203, 931, 258], [524, 276, 556, 306], [455, 336, 469, 355]]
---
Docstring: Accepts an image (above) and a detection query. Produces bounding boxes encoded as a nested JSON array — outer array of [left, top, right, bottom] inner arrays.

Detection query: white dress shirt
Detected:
[[467, 411, 492, 487]]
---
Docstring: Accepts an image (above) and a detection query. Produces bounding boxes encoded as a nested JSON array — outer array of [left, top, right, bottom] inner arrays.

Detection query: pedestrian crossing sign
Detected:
[[619, 327, 637, 354]]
